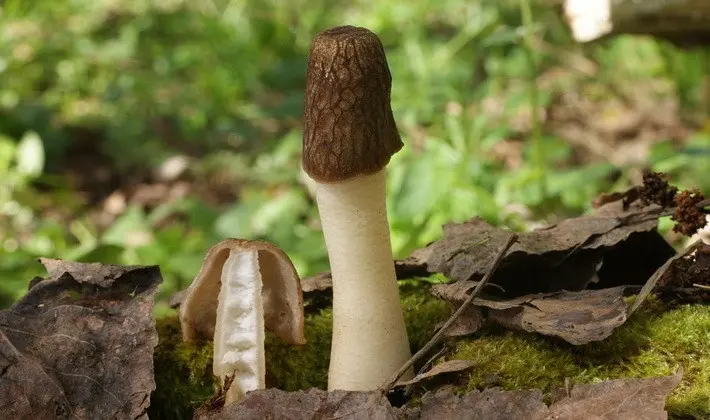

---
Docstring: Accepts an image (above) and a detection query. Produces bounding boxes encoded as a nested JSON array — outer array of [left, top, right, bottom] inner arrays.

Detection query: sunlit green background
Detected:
[[1, 0, 708, 313]]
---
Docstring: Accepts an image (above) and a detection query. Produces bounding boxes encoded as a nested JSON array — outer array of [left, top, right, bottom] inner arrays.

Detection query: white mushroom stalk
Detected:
[[179, 239, 305, 405], [302, 26, 413, 391]]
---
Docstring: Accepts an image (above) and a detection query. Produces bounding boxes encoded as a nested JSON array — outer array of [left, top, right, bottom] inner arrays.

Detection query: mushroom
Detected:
[[179, 239, 305, 404], [302, 25, 413, 391]]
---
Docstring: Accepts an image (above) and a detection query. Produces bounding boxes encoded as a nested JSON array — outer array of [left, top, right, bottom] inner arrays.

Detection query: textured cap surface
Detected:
[[302, 26, 403, 183]]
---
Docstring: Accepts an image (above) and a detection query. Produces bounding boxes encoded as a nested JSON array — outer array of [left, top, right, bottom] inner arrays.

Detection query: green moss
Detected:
[[150, 316, 215, 420], [150, 288, 449, 418], [265, 307, 332, 391], [448, 299, 710, 419], [401, 286, 452, 351]]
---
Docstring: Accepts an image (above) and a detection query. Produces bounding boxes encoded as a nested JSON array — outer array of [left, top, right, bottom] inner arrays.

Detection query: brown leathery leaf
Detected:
[[407, 201, 672, 296], [0, 259, 161, 419], [411, 387, 549, 420], [547, 369, 683, 420], [484, 287, 628, 345], [199, 371, 680, 419], [432, 281, 628, 345], [197, 388, 398, 420], [409, 371, 681, 419], [394, 360, 475, 389]]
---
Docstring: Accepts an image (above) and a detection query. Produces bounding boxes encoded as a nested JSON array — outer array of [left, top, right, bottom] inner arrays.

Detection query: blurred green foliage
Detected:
[[0, 0, 708, 309]]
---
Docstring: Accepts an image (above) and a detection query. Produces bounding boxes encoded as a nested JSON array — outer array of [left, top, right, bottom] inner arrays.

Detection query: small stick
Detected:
[[380, 233, 518, 392]]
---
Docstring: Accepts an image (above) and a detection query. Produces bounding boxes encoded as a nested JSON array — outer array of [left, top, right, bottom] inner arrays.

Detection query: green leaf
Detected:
[[102, 205, 150, 246], [251, 189, 308, 236], [72, 244, 127, 264]]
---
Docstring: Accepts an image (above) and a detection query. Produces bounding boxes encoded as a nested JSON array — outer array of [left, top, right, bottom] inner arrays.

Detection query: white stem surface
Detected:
[[315, 169, 413, 391], [213, 249, 265, 404]]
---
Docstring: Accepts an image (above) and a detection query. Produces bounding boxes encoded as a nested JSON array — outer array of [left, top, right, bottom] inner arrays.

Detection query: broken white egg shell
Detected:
[[179, 239, 306, 405]]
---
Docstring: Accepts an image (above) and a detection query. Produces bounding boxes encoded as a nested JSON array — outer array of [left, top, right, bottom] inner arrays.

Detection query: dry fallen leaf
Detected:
[[410, 370, 682, 420], [424, 199, 680, 345], [410, 387, 549, 420], [0, 331, 67, 416], [394, 360, 475, 388], [485, 287, 628, 345], [403, 201, 673, 296], [204, 371, 681, 419], [547, 369, 683, 420], [0, 259, 161, 419], [198, 388, 398, 420], [432, 282, 628, 345], [300, 271, 333, 293]]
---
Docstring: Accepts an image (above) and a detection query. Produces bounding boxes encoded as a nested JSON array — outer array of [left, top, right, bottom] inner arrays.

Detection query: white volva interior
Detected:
[[213, 249, 265, 404], [315, 169, 413, 390]]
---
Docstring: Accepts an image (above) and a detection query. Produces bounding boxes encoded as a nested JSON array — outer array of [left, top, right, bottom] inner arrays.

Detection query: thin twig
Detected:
[[380, 233, 518, 392]]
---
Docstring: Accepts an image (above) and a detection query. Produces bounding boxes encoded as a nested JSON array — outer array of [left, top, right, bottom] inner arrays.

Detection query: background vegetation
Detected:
[[1, 0, 708, 313]]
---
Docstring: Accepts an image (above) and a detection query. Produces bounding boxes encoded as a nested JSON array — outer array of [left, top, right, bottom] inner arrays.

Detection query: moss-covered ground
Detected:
[[150, 289, 710, 419], [450, 298, 710, 419]]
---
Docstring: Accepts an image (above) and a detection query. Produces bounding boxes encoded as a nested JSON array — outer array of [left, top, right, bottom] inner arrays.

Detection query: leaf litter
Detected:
[[202, 370, 682, 420], [5, 171, 707, 418], [0, 259, 161, 419], [431, 283, 628, 345]]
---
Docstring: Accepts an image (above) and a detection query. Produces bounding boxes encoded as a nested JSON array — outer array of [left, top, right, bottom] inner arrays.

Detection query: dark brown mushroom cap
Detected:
[[302, 25, 403, 183]]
